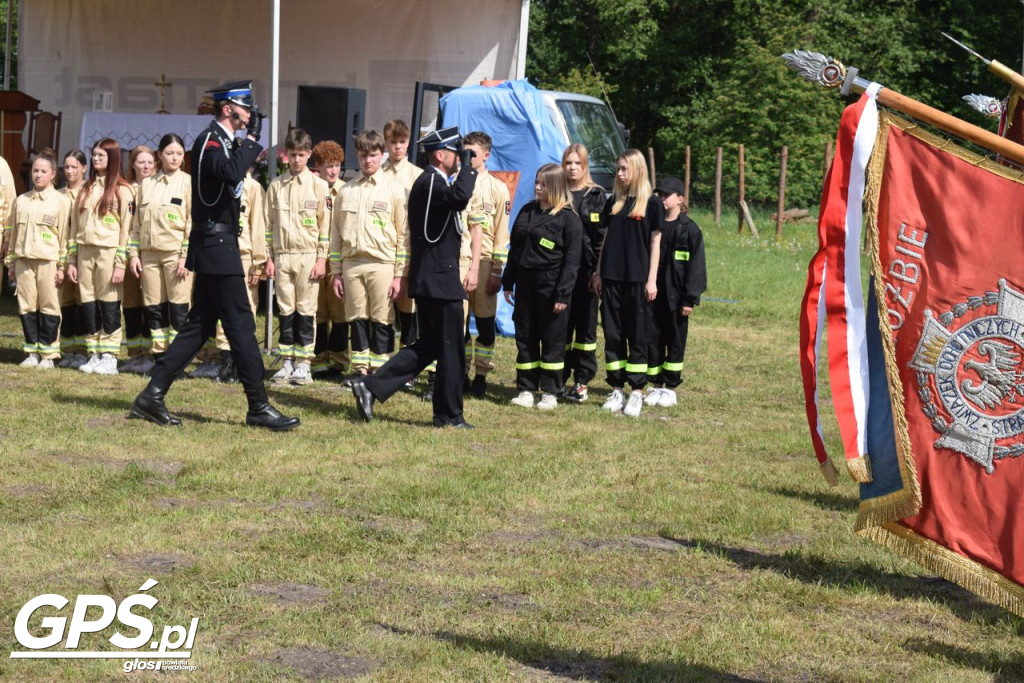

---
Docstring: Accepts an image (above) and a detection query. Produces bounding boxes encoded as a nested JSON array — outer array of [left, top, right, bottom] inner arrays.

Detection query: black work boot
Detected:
[[422, 371, 436, 402], [216, 350, 238, 383], [130, 382, 182, 426], [244, 386, 300, 431]]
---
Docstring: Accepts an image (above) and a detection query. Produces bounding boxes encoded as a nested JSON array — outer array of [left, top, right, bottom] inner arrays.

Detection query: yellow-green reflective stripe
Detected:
[[663, 361, 684, 371], [516, 361, 540, 370], [539, 361, 563, 370], [606, 360, 626, 370], [646, 365, 661, 376], [674, 250, 690, 261], [475, 347, 494, 356], [571, 342, 597, 351], [625, 362, 648, 373]]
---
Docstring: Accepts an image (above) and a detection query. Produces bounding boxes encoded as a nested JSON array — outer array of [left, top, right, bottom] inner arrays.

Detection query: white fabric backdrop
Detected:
[[20, 0, 523, 155]]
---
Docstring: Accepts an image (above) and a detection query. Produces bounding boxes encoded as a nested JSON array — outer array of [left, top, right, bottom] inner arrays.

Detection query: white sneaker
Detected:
[[644, 388, 664, 406], [271, 359, 294, 383], [19, 353, 40, 368], [290, 362, 313, 385], [623, 390, 644, 417], [536, 393, 558, 410], [602, 388, 625, 412], [79, 353, 101, 373], [92, 353, 119, 376], [68, 353, 89, 370], [510, 390, 535, 408], [659, 389, 677, 407], [37, 358, 55, 370]]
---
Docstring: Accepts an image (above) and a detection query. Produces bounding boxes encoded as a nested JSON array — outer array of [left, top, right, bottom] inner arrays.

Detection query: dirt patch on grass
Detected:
[[757, 531, 810, 552], [3, 483, 48, 496], [265, 647, 376, 680], [86, 415, 130, 429], [118, 552, 193, 574], [475, 591, 537, 611], [518, 658, 611, 681], [267, 498, 328, 514], [245, 582, 331, 605], [628, 536, 687, 552], [341, 579, 390, 599]]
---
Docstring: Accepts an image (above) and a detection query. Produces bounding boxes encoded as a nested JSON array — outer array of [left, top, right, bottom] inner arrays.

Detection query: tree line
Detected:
[[526, 0, 1021, 209]]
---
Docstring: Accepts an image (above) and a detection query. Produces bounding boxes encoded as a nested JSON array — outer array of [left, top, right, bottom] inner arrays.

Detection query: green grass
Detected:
[[0, 209, 1021, 681]]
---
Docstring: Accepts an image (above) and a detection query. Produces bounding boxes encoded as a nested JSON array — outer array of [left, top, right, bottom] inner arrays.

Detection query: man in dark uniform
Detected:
[[351, 126, 477, 428], [130, 80, 299, 431]]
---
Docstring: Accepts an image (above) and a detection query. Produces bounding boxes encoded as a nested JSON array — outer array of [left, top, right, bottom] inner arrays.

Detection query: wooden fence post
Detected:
[[737, 144, 758, 237], [684, 145, 691, 209], [647, 147, 656, 186], [776, 145, 788, 240], [714, 146, 722, 224]]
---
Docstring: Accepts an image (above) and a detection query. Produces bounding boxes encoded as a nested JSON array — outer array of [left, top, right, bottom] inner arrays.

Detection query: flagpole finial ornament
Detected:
[[962, 94, 1005, 118], [782, 50, 847, 88]]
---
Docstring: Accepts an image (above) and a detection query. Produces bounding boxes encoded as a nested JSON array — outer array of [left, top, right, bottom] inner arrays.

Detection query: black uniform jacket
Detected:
[[186, 120, 262, 275], [501, 201, 583, 304], [572, 185, 607, 275], [657, 214, 707, 310], [406, 164, 477, 301]]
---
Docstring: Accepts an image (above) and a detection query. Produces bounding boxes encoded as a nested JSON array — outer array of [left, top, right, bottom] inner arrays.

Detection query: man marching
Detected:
[[351, 126, 477, 428], [130, 80, 299, 431]]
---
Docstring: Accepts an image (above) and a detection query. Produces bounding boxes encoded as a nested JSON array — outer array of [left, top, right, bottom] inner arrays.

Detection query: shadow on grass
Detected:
[[762, 485, 859, 513], [901, 637, 1024, 680], [269, 387, 451, 428], [50, 390, 226, 425], [663, 536, 1019, 628], [377, 623, 759, 681]]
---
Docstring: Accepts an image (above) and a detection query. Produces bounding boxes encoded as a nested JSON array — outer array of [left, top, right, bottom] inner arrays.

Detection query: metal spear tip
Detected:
[[962, 93, 1005, 117], [941, 31, 990, 64], [781, 50, 846, 88]]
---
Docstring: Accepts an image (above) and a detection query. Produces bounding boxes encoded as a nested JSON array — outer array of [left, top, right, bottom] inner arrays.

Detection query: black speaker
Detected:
[[296, 86, 367, 171]]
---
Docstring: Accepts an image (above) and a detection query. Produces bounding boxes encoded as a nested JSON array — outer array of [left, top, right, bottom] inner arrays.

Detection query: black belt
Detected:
[[203, 222, 238, 237]]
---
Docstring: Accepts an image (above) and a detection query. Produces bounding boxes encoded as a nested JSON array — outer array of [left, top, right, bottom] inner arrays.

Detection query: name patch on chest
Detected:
[[302, 217, 316, 227], [539, 237, 555, 250], [674, 250, 690, 261], [590, 212, 600, 222], [304, 200, 318, 210], [103, 215, 118, 225], [40, 214, 56, 227], [372, 200, 389, 212]]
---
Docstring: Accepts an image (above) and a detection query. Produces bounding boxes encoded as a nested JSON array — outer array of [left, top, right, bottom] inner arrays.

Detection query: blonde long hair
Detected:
[[561, 143, 599, 191], [535, 163, 571, 216], [611, 148, 652, 219]]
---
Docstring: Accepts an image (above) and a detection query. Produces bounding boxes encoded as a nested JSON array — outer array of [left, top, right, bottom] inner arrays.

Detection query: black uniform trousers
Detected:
[[513, 269, 569, 394], [647, 296, 689, 388], [601, 279, 651, 390], [364, 296, 466, 426], [148, 273, 266, 396], [563, 273, 599, 386]]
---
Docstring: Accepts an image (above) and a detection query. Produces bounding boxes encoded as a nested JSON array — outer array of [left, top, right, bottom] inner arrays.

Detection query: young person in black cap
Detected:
[[350, 126, 478, 428], [130, 80, 299, 431], [645, 176, 706, 407]]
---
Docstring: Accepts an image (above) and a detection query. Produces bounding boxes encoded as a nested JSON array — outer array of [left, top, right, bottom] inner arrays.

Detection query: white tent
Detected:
[[18, 0, 530, 155]]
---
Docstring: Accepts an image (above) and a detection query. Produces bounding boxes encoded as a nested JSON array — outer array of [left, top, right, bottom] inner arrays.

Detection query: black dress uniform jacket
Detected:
[[657, 214, 707, 311], [406, 165, 478, 300], [186, 121, 262, 275]]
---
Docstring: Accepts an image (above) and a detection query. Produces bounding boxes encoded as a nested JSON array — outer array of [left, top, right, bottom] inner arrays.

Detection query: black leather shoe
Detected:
[[352, 378, 375, 423], [448, 421, 475, 430], [245, 404, 300, 431], [470, 375, 486, 398], [130, 386, 182, 426]]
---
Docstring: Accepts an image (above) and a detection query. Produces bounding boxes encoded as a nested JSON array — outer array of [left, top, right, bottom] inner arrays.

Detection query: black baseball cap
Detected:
[[655, 177, 685, 196]]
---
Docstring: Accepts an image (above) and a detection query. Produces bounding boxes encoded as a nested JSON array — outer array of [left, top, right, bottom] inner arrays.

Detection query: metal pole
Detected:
[[3, 0, 12, 90], [265, 0, 280, 352], [516, 0, 530, 80]]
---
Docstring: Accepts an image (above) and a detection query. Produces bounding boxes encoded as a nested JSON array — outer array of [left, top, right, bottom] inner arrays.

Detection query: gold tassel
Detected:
[[859, 523, 1024, 618], [820, 459, 840, 486], [846, 454, 873, 483]]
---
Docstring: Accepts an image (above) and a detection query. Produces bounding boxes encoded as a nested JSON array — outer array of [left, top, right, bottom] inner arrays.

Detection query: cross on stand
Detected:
[[155, 74, 173, 114]]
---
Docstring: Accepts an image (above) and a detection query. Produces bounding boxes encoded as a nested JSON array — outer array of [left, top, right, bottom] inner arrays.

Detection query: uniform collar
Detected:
[[329, 178, 344, 194], [359, 168, 384, 185], [385, 157, 408, 172], [284, 167, 311, 184], [215, 119, 234, 139], [31, 186, 55, 200]]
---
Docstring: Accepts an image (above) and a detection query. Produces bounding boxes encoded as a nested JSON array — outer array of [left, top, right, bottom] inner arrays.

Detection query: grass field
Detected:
[[0, 209, 1021, 681]]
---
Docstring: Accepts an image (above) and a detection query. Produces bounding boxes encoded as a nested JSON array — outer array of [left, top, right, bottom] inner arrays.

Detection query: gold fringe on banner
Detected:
[[860, 112, 923, 531], [845, 454, 872, 483], [858, 522, 1024, 618], [820, 459, 839, 486]]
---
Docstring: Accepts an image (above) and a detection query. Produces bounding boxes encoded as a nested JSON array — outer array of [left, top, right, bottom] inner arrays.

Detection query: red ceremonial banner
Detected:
[[864, 113, 1024, 611]]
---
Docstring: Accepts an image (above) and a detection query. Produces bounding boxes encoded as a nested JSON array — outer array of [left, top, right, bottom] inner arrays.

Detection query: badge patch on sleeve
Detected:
[[204, 139, 221, 150], [483, 202, 494, 213], [505, 201, 511, 215], [326, 197, 333, 211], [129, 200, 136, 216]]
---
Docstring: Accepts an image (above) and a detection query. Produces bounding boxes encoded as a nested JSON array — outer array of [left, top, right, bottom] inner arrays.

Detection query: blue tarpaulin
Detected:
[[441, 80, 567, 336]]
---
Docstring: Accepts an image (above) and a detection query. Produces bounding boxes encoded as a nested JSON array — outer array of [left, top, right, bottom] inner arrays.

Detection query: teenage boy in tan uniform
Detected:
[[382, 119, 422, 353], [330, 130, 409, 380], [460, 131, 510, 397], [266, 128, 329, 385], [312, 140, 348, 376]]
